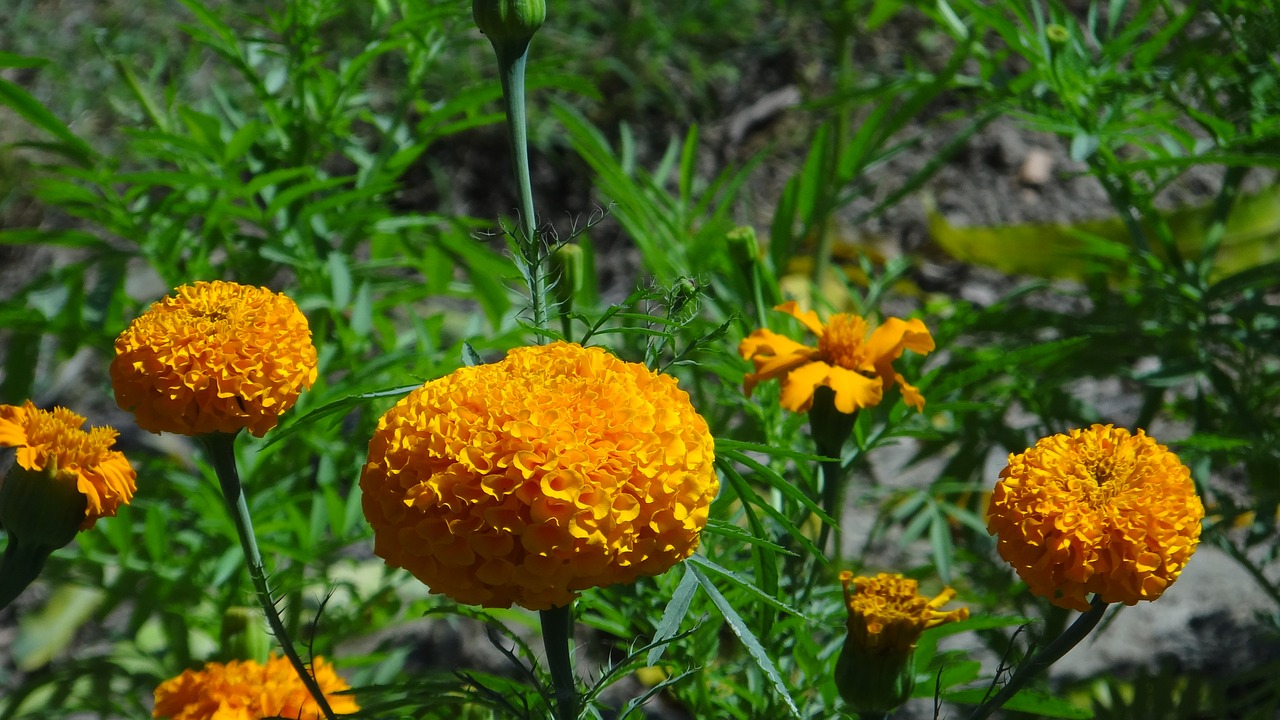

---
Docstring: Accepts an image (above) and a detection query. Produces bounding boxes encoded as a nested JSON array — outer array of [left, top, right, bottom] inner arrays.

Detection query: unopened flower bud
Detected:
[[725, 226, 760, 274], [219, 607, 271, 663], [0, 463, 85, 553], [473, 0, 545, 55], [549, 243, 585, 315]]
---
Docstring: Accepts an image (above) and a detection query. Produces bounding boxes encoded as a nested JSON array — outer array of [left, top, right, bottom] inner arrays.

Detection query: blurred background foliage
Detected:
[[1, 0, 1279, 718]]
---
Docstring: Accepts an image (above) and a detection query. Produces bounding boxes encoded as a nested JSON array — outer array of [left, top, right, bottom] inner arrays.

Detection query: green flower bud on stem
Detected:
[[0, 464, 87, 609], [219, 606, 271, 663], [473, 0, 546, 57], [725, 226, 761, 275]]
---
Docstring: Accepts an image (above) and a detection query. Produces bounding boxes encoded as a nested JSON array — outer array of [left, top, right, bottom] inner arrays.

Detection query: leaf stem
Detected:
[[965, 596, 1109, 720], [540, 603, 580, 720], [198, 432, 338, 720]]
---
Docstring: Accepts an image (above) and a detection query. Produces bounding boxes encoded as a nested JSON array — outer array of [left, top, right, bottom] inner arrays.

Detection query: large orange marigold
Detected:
[[986, 425, 1204, 611], [360, 341, 718, 610], [739, 301, 934, 414], [152, 655, 358, 720], [0, 401, 136, 532], [111, 281, 318, 437]]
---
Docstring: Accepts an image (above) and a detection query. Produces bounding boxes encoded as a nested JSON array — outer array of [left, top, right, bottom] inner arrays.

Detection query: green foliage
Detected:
[[0, 0, 1278, 719]]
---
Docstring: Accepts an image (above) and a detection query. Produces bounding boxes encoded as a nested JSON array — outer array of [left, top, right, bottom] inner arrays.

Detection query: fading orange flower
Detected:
[[111, 281, 318, 437], [739, 301, 934, 414], [835, 571, 967, 713], [152, 655, 358, 720], [0, 401, 135, 531], [839, 571, 968, 658], [360, 341, 718, 610], [986, 425, 1204, 611]]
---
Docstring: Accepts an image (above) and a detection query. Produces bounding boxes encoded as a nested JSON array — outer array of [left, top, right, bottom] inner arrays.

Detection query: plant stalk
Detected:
[[540, 603, 580, 720], [494, 43, 546, 334], [199, 432, 338, 720], [965, 596, 1109, 720]]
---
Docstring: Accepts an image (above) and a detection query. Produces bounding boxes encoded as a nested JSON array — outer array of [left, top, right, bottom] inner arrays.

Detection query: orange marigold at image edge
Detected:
[[986, 424, 1204, 611], [739, 301, 934, 414], [111, 280, 318, 437], [152, 655, 358, 720], [359, 341, 719, 610], [0, 401, 136, 529]]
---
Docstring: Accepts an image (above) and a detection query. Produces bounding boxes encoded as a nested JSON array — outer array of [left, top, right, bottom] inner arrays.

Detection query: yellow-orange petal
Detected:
[[774, 301, 827, 338], [777, 360, 830, 412], [826, 365, 884, 414], [865, 317, 935, 369]]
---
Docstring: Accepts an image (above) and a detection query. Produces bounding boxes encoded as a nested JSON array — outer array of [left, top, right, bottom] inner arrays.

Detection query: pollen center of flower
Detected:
[[817, 314, 869, 369]]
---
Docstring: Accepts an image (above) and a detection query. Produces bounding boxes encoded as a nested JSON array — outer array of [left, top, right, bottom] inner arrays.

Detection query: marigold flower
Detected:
[[0, 401, 136, 532], [152, 654, 358, 720], [360, 341, 718, 610], [986, 425, 1204, 611], [111, 281, 318, 437], [739, 301, 934, 414], [836, 571, 968, 714]]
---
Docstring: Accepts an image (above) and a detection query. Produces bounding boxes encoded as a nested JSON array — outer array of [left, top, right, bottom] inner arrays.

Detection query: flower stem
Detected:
[[965, 597, 1110, 720], [540, 603, 580, 720], [493, 41, 546, 334], [198, 432, 338, 720]]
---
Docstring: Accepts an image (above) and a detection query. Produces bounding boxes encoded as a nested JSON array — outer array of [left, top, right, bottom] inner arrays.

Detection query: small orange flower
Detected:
[[152, 655, 358, 720], [360, 341, 718, 610], [986, 425, 1204, 611], [111, 281, 318, 437], [739, 302, 934, 414], [0, 401, 135, 531], [836, 572, 967, 713]]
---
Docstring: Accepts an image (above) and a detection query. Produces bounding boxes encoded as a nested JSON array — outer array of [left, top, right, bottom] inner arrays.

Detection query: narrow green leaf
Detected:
[[686, 554, 804, 618], [945, 687, 1093, 719], [647, 565, 699, 666], [0, 79, 94, 165], [691, 565, 801, 718]]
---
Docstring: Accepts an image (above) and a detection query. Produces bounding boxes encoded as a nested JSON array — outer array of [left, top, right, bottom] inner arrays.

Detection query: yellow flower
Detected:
[[986, 425, 1204, 611], [835, 571, 968, 713], [152, 655, 358, 720], [0, 401, 136, 532], [360, 341, 718, 610], [111, 281, 318, 437], [739, 301, 934, 414]]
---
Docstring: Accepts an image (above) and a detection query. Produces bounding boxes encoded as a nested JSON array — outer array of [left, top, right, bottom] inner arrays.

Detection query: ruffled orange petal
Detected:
[[895, 373, 926, 411], [0, 404, 29, 448], [774, 301, 827, 338], [778, 360, 832, 412], [826, 366, 884, 414], [739, 328, 816, 363], [864, 317, 934, 367]]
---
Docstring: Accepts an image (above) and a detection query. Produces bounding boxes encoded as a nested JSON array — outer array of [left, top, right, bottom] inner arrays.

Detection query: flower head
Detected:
[[111, 281, 318, 437], [986, 425, 1204, 611], [152, 654, 358, 720], [739, 301, 934, 414], [359, 341, 718, 610], [835, 571, 968, 713], [0, 401, 136, 534]]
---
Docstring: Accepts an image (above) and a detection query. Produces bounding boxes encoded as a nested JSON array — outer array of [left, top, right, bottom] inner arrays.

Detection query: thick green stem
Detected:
[[199, 433, 337, 720], [540, 603, 579, 720], [494, 43, 546, 334], [965, 597, 1110, 720], [815, 457, 847, 567]]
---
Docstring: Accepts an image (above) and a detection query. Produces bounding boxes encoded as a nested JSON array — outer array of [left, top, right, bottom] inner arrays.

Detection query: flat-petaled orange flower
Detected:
[[111, 281, 318, 437], [739, 302, 934, 414], [0, 401, 136, 531], [360, 341, 718, 610], [986, 425, 1204, 611], [152, 655, 358, 720], [835, 571, 968, 713]]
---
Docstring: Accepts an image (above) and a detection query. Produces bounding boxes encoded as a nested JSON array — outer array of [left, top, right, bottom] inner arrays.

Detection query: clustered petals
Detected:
[[739, 302, 934, 414], [986, 425, 1204, 611], [110, 281, 318, 437], [840, 571, 969, 658], [0, 401, 136, 530], [359, 341, 718, 610], [152, 655, 358, 720]]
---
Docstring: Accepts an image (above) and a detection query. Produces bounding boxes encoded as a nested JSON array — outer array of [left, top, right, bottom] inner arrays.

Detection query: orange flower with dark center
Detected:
[[739, 301, 934, 414], [0, 401, 135, 530], [111, 281, 318, 437], [152, 655, 358, 720], [360, 341, 718, 610], [986, 425, 1204, 611]]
